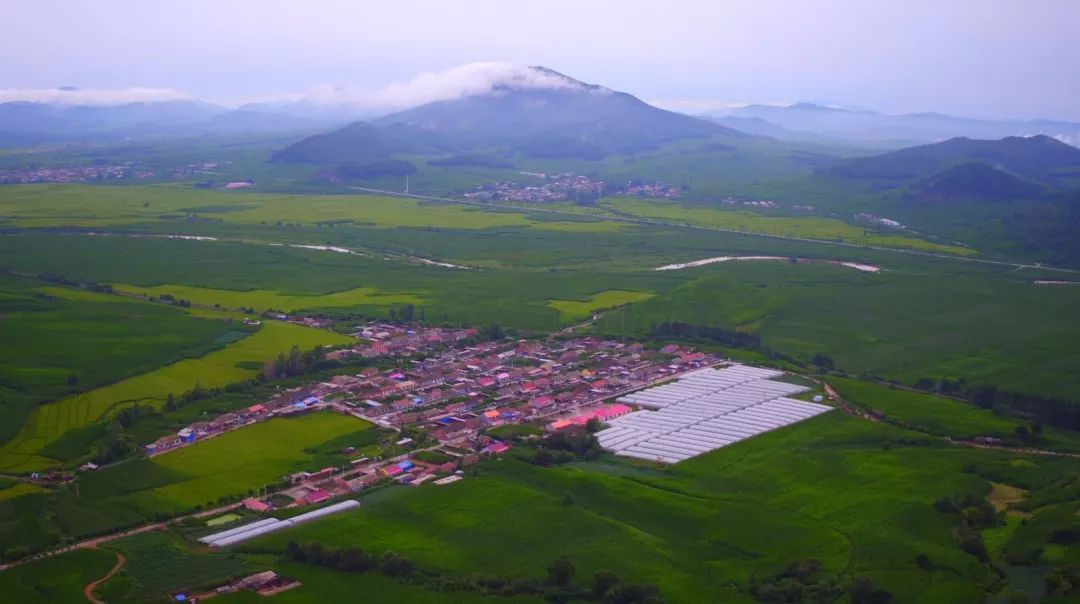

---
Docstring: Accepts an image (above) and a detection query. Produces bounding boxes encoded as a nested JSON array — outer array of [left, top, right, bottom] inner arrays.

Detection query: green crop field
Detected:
[[111, 283, 425, 313], [89, 411, 371, 513], [829, 378, 1052, 443], [212, 563, 544, 604], [0, 321, 349, 472], [0, 548, 118, 604], [0, 273, 241, 447], [0, 184, 623, 232], [238, 413, 1069, 603], [546, 289, 655, 321], [593, 197, 974, 255], [100, 532, 259, 600], [0, 482, 47, 502]]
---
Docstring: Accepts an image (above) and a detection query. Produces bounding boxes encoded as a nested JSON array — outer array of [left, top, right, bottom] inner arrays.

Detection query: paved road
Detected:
[[347, 186, 1080, 275]]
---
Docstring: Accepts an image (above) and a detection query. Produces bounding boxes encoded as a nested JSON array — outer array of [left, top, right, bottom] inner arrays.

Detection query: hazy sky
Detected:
[[4, 0, 1079, 120]]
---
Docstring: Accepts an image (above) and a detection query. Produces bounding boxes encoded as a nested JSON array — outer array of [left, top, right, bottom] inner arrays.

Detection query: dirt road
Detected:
[[84, 550, 125, 604]]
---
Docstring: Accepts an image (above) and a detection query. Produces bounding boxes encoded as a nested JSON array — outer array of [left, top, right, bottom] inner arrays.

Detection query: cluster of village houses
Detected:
[[463, 172, 682, 203], [143, 322, 719, 513], [0, 163, 155, 184]]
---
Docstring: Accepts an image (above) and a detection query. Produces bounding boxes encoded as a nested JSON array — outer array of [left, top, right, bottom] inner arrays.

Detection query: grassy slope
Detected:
[[242, 413, 1013, 603]]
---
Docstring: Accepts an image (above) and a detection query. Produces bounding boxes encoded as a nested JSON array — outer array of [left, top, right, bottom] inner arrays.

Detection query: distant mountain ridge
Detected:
[[713, 103, 1080, 146], [274, 66, 743, 164], [0, 99, 345, 146], [821, 135, 1080, 191]]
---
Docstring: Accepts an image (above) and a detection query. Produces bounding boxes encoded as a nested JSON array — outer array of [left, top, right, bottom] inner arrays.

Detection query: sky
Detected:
[[3, 0, 1079, 121]]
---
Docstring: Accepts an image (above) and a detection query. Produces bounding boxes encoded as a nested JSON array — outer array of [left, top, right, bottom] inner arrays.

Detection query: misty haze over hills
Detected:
[[706, 103, 1080, 147], [1, 63, 1078, 149]]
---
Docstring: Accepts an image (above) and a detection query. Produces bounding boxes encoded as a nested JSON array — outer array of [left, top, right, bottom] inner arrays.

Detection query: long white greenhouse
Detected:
[[597, 365, 832, 463]]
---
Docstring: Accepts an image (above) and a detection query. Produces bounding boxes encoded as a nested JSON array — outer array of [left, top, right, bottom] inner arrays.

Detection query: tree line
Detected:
[[283, 541, 663, 603]]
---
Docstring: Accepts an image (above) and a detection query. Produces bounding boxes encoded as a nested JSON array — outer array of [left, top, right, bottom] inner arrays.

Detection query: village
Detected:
[[0, 163, 156, 184], [464, 172, 682, 203], [142, 322, 720, 516]]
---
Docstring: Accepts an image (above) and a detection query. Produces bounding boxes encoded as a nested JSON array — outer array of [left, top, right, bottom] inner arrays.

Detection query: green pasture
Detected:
[[0, 321, 349, 472], [546, 289, 655, 321], [242, 413, 1029, 602]]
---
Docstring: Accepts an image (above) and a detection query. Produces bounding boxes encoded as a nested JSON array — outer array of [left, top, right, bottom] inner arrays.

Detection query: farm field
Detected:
[[111, 283, 425, 313], [99, 532, 260, 601], [0, 184, 625, 232], [215, 563, 545, 604], [0, 321, 350, 472], [593, 197, 975, 255], [0, 273, 241, 446], [831, 378, 1021, 437], [594, 261, 1080, 399], [0, 548, 118, 604], [239, 413, 1048, 603], [546, 289, 655, 321], [0, 482, 47, 502], [83, 411, 372, 514]]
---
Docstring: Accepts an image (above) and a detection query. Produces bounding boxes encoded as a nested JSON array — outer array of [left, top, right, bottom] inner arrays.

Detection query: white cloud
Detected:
[[648, 98, 798, 115], [0, 86, 191, 106], [259, 62, 598, 111]]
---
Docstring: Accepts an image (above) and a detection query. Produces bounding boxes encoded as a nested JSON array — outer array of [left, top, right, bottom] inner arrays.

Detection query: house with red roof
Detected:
[[243, 497, 271, 513], [305, 489, 332, 505], [529, 395, 554, 409]]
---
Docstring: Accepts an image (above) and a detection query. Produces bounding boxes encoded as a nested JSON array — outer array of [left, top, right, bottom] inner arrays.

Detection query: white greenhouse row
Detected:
[[199, 499, 361, 548], [598, 365, 832, 463]]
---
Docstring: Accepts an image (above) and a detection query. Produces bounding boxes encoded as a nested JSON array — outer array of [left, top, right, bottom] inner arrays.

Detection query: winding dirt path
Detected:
[[84, 550, 125, 604]]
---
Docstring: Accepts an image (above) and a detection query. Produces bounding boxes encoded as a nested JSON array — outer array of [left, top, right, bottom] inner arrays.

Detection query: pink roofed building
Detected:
[[485, 441, 510, 454], [529, 395, 554, 409], [305, 489, 332, 505], [243, 497, 271, 513]]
